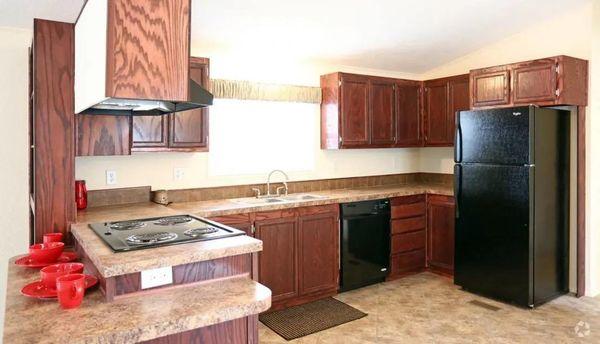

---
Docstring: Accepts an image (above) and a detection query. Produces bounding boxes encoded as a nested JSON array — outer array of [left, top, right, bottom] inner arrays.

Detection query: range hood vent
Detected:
[[80, 80, 213, 116]]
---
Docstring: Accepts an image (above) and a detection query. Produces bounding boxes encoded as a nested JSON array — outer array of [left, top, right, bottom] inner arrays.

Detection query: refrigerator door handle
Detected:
[[454, 111, 462, 163], [454, 164, 461, 219]]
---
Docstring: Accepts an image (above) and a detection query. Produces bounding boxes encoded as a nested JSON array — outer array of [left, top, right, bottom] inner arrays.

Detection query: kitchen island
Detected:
[[4, 216, 270, 343]]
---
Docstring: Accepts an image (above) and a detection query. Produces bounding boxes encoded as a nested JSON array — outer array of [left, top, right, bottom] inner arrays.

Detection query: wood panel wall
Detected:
[[32, 19, 76, 243]]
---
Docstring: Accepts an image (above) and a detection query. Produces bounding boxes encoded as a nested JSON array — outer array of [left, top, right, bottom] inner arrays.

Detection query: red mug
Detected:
[[41, 263, 84, 289], [56, 274, 86, 309], [43, 232, 63, 244], [75, 180, 87, 210]]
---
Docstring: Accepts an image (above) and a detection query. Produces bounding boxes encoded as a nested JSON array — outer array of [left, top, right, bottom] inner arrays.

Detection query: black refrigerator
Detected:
[[454, 105, 569, 308]]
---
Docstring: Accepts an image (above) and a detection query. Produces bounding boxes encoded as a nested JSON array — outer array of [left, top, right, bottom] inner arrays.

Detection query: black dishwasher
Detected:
[[340, 199, 390, 292]]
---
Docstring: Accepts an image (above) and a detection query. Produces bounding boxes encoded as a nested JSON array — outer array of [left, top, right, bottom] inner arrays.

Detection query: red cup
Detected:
[[29, 242, 65, 263], [56, 274, 86, 309], [40, 263, 84, 289], [43, 232, 63, 244]]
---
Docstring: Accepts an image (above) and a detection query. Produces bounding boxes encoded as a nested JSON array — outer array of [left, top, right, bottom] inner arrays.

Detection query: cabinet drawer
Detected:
[[391, 230, 425, 254], [391, 216, 425, 234], [391, 202, 425, 219], [391, 249, 425, 274]]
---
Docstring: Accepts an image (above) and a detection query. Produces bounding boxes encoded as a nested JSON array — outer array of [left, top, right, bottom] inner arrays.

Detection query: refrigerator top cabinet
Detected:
[[454, 106, 570, 308]]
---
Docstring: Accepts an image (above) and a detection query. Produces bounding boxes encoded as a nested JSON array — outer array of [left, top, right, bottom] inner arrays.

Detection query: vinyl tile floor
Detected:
[[259, 272, 600, 343]]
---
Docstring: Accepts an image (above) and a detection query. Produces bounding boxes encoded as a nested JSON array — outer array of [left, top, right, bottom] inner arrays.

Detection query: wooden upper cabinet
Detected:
[[423, 80, 449, 146], [320, 72, 421, 149], [76, 115, 131, 156], [75, 0, 191, 113], [427, 195, 456, 275], [340, 74, 370, 147], [447, 75, 470, 144], [470, 68, 510, 108], [369, 79, 396, 145], [471, 55, 588, 109], [169, 57, 210, 150], [423, 74, 469, 147], [512, 59, 557, 104], [395, 82, 422, 147], [131, 116, 169, 150]]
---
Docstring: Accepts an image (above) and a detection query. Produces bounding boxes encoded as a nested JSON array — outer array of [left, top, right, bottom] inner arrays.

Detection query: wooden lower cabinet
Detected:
[[215, 205, 340, 311], [388, 194, 456, 279], [298, 209, 339, 296], [254, 213, 299, 304], [388, 195, 427, 280], [141, 315, 257, 344], [426, 195, 456, 276]]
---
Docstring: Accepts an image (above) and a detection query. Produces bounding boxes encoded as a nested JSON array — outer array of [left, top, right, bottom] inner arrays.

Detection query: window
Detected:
[[209, 99, 316, 175]]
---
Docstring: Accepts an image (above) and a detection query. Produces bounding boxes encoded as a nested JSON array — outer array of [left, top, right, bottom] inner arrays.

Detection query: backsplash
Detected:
[[86, 173, 452, 208]]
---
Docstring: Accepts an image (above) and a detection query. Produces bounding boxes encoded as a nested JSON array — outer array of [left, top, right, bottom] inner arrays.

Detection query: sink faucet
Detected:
[[266, 170, 289, 197]]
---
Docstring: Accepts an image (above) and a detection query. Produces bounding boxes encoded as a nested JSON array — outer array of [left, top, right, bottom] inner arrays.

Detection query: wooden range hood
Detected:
[[74, 0, 212, 116]]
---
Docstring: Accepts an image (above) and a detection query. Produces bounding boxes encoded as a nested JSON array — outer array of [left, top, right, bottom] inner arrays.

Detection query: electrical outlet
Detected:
[[106, 170, 117, 185], [140, 266, 173, 289], [173, 167, 185, 181]]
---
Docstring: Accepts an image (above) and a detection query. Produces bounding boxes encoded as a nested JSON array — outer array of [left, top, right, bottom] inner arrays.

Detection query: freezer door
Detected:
[[454, 163, 533, 307], [455, 106, 533, 165]]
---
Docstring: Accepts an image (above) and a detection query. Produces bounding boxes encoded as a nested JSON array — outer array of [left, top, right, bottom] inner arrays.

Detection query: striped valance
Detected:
[[210, 79, 322, 104]]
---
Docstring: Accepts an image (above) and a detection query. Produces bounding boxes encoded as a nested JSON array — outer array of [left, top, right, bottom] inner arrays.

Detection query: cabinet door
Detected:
[[131, 116, 169, 150], [512, 59, 557, 104], [427, 195, 455, 274], [369, 80, 395, 145], [298, 211, 339, 296], [255, 216, 298, 303], [447, 76, 470, 145], [76, 115, 131, 156], [395, 83, 421, 147], [169, 57, 209, 150], [470, 69, 510, 108], [423, 81, 449, 146], [340, 75, 369, 147]]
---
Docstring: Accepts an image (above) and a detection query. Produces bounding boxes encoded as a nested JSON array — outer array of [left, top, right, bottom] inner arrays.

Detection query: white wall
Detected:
[[75, 59, 428, 190], [0, 26, 32, 341], [587, 0, 600, 297]]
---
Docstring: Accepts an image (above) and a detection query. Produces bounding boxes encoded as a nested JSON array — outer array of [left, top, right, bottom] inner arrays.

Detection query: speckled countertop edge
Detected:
[[3, 258, 271, 344]]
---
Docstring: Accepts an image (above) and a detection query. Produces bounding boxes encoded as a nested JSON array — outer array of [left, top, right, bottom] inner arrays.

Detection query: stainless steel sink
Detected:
[[231, 197, 285, 205], [280, 194, 329, 201], [231, 194, 328, 206]]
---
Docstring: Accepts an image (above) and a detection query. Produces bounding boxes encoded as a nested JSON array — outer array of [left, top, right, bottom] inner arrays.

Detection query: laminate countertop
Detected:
[[72, 183, 451, 278], [76, 183, 452, 224], [3, 257, 271, 344]]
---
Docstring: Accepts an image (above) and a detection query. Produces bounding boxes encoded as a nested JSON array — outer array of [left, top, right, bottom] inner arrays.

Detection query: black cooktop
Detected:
[[89, 215, 245, 252]]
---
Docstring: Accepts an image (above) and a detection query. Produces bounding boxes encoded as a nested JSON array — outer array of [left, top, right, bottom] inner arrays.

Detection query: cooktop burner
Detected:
[[126, 232, 178, 245], [89, 215, 245, 252], [154, 216, 193, 226], [110, 220, 146, 231], [184, 227, 219, 237]]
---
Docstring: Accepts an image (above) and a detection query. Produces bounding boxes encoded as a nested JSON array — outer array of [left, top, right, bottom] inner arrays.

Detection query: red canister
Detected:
[[75, 180, 87, 210]]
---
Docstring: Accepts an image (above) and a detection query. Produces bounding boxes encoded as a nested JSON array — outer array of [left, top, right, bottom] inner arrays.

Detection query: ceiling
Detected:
[[0, 0, 84, 29], [0, 0, 589, 74], [191, 0, 589, 73]]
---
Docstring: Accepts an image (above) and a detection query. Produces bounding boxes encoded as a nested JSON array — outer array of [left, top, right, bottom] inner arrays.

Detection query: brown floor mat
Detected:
[[259, 298, 368, 340]]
